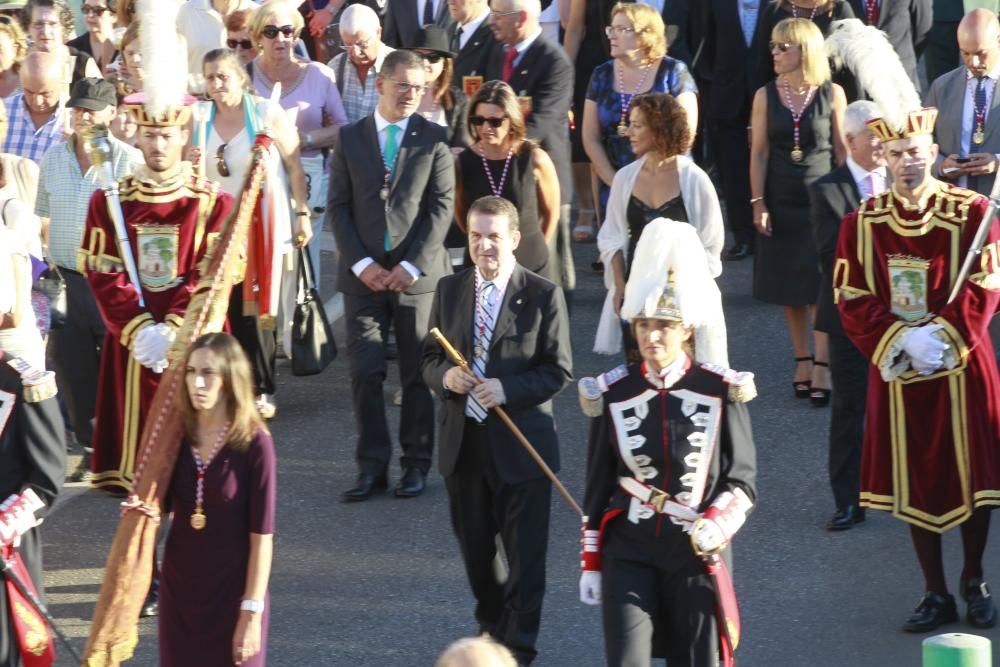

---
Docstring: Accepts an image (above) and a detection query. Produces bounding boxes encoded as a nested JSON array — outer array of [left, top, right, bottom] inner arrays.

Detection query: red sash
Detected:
[[705, 554, 740, 667], [242, 136, 277, 324], [3, 544, 55, 667]]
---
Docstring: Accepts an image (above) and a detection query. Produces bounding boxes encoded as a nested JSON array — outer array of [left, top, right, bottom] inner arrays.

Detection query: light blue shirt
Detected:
[[738, 0, 760, 48]]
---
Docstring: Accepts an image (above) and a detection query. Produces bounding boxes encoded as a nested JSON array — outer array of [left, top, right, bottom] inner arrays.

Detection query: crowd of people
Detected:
[[4, 0, 1000, 665]]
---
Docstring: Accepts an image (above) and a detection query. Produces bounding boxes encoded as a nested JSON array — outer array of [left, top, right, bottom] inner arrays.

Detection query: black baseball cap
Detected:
[[67, 78, 117, 112]]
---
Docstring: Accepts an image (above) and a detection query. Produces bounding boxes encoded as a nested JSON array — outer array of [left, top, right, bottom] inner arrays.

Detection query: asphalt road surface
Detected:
[[40, 233, 1000, 666]]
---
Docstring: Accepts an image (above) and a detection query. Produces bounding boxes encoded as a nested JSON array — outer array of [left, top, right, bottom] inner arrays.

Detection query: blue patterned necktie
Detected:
[[466, 280, 497, 422], [974, 77, 987, 139], [423, 0, 434, 25]]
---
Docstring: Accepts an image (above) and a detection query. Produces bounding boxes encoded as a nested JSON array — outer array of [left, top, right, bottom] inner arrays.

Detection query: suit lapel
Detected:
[[509, 40, 541, 93], [947, 69, 969, 154], [364, 115, 385, 185], [983, 72, 1000, 146], [390, 114, 422, 190], [490, 265, 527, 351], [836, 166, 862, 209], [455, 270, 477, 360]]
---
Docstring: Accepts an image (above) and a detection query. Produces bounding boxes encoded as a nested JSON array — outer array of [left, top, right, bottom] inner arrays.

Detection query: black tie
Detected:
[[452, 26, 463, 52], [423, 0, 434, 25]]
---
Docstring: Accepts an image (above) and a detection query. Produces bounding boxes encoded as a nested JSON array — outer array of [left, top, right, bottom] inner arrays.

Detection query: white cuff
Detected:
[[400, 261, 421, 281], [351, 257, 375, 277]]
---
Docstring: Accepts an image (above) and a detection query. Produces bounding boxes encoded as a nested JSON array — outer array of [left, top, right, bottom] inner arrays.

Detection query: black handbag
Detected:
[[34, 266, 67, 329], [291, 248, 336, 376]]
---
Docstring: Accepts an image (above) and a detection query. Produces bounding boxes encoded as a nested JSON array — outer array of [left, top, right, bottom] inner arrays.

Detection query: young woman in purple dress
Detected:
[[160, 333, 277, 666]]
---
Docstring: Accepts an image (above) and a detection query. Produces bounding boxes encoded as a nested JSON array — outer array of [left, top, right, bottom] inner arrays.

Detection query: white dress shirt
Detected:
[[511, 27, 543, 69], [846, 156, 887, 201], [458, 8, 491, 50], [961, 65, 1000, 159], [350, 110, 420, 281]]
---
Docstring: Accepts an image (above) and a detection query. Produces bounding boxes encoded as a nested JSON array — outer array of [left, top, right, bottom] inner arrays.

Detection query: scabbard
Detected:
[[1, 548, 56, 667], [704, 553, 740, 667]]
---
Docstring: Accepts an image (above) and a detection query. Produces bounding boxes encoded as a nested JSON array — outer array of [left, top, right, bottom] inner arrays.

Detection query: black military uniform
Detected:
[[582, 358, 756, 667], [0, 352, 64, 667]]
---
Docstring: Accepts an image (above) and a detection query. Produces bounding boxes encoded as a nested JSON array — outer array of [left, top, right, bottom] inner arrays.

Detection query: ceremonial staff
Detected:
[[429, 327, 583, 516], [947, 196, 1000, 305]]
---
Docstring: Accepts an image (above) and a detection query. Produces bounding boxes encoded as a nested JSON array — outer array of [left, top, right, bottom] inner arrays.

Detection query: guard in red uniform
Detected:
[[79, 98, 234, 495], [835, 108, 1000, 632]]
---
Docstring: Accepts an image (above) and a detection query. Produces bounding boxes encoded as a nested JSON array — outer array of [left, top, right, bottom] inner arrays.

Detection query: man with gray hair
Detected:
[[328, 3, 395, 123], [809, 99, 886, 531]]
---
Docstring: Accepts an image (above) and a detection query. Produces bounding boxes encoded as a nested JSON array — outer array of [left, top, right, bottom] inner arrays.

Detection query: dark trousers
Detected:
[[228, 285, 277, 395], [708, 115, 755, 246], [344, 289, 434, 475], [828, 330, 868, 510], [445, 420, 552, 665], [46, 269, 103, 446], [601, 520, 720, 667]]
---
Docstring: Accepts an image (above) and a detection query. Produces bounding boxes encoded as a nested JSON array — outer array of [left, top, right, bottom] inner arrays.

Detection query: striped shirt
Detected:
[[3, 94, 67, 164], [328, 45, 393, 124], [36, 136, 142, 270]]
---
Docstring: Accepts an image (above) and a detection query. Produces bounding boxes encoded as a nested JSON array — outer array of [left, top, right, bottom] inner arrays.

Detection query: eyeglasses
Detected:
[[261, 24, 296, 40], [605, 25, 638, 38], [344, 39, 372, 51], [769, 41, 796, 53], [469, 115, 505, 128], [216, 144, 230, 178], [491, 9, 520, 18], [420, 52, 444, 64], [227, 38, 254, 50], [81, 5, 110, 16], [383, 78, 427, 95]]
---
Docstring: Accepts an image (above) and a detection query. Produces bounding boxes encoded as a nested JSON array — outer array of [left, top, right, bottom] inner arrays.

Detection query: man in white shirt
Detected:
[[384, 0, 456, 48], [808, 100, 887, 532], [448, 0, 497, 91]]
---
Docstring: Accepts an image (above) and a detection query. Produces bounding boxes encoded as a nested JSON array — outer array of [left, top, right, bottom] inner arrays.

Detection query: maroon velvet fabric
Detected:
[[159, 429, 277, 666]]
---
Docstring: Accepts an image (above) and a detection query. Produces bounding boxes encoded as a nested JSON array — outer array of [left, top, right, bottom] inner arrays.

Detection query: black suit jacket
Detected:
[[383, 0, 456, 48], [422, 265, 573, 484], [451, 20, 499, 84], [809, 164, 863, 335], [487, 35, 574, 204], [846, 0, 932, 85], [328, 113, 455, 295], [703, 0, 760, 121]]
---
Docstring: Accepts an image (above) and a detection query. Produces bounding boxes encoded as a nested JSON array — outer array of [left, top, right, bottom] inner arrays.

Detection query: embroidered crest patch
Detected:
[[137, 225, 180, 291], [888, 255, 930, 322]]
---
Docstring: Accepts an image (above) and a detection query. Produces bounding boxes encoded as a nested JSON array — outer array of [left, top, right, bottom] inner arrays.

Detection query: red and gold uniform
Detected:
[[835, 182, 1000, 532], [79, 166, 233, 491]]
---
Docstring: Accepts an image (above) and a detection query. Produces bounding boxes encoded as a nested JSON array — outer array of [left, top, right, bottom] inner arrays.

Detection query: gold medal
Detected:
[[190, 509, 206, 530], [380, 187, 389, 201], [791, 147, 804, 163], [974, 127, 986, 145], [617, 123, 628, 137]]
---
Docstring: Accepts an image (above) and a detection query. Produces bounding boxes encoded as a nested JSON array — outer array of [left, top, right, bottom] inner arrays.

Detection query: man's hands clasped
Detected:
[[358, 263, 416, 293], [443, 367, 506, 408]]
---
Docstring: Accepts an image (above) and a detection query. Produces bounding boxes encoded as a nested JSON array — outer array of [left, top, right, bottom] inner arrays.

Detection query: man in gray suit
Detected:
[[926, 8, 1000, 196], [329, 49, 456, 501]]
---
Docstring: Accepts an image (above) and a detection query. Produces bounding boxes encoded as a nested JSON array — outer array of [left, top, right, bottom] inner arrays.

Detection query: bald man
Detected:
[[926, 8, 1000, 196], [435, 637, 517, 667], [3, 50, 68, 163]]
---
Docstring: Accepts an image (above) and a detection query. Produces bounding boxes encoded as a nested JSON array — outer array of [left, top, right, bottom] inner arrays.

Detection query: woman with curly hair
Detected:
[[594, 92, 724, 362], [0, 17, 27, 98], [24, 0, 100, 85]]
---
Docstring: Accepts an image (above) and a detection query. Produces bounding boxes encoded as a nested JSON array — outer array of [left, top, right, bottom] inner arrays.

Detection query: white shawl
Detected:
[[594, 154, 727, 363]]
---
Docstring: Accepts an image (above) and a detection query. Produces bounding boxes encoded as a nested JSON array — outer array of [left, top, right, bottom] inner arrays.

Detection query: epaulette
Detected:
[[699, 362, 757, 403], [6, 358, 57, 403], [578, 364, 628, 417]]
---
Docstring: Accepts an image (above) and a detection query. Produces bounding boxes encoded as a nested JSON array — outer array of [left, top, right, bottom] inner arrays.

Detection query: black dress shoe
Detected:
[[961, 577, 997, 628], [395, 466, 426, 498], [341, 473, 388, 502], [139, 586, 158, 618], [724, 242, 753, 261], [826, 505, 865, 531], [903, 591, 958, 632]]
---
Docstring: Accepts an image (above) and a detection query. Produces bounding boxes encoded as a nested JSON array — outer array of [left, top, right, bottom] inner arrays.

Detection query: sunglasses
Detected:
[[419, 52, 444, 64], [470, 115, 505, 128], [769, 41, 796, 53], [82, 5, 110, 16], [216, 144, 230, 178], [227, 38, 254, 50], [261, 24, 296, 40]]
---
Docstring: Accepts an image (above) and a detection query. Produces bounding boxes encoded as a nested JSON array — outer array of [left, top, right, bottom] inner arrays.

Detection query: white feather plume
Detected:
[[825, 18, 921, 130], [137, 0, 186, 118]]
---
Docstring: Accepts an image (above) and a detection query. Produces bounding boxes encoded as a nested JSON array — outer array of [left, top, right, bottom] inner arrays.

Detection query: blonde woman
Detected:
[[749, 17, 846, 403], [582, 2, 697, 220], [0, 17, 27, 98]]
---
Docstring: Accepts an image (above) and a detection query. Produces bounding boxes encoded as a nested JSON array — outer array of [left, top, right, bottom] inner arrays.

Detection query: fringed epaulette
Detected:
[[6, 358, 57, 403], [699, 362, 757, 403], [578, 364, 628, 417]]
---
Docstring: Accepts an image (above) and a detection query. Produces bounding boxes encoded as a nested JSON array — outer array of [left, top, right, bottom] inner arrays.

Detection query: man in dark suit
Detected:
[[384, 0, 456, 48], [487, 0, 575, 300], [702, 0, 760, 260], [422, 196, 572, 665], [329, 49, 455, 501], [809, 100, 886, 531], [848, 0, 932, 86], [448, 0, 498, 91]]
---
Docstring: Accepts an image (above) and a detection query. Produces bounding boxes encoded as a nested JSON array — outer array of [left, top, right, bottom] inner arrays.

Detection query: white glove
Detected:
[[692, 518, 727, 555], [902, 324, 948, 374], [131, 326, 156, 366], [143, 323, 175, 369], [579, 571, 602, 606]]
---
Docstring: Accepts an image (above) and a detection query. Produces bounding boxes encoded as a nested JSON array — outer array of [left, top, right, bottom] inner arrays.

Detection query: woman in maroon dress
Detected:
[[160, 333, 277, 666]]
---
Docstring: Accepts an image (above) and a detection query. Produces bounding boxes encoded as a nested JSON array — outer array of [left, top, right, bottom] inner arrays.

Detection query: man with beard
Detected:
[[835, 107, 1000, 632]]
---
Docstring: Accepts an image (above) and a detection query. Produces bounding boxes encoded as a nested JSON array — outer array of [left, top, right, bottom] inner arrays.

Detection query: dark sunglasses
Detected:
[[216, 144, 230, 178], [82, 5, 110, 16], [469, 116, 506, 128], [769, 41, 796, 53], [420, 52, 444, 64], [227, 38, 254, 50], [261, 24, 296, 40]]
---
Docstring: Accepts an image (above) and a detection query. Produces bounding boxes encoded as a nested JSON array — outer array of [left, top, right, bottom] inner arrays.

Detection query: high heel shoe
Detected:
[[810, 360, 831, 407], [794, 356, 812, 398]]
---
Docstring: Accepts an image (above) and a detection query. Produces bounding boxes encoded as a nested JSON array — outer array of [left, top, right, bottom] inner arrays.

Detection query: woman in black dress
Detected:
[[750, 17, 846, 404], [454, 80, 561, 281]]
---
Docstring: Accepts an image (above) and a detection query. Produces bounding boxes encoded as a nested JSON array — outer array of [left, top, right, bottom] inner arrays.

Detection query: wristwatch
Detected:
[[303, 132, 314, 148], [240, 599, 263, 614]]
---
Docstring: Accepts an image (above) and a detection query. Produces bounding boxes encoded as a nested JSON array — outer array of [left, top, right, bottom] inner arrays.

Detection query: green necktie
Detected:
[[383, 124, 400, 251]]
